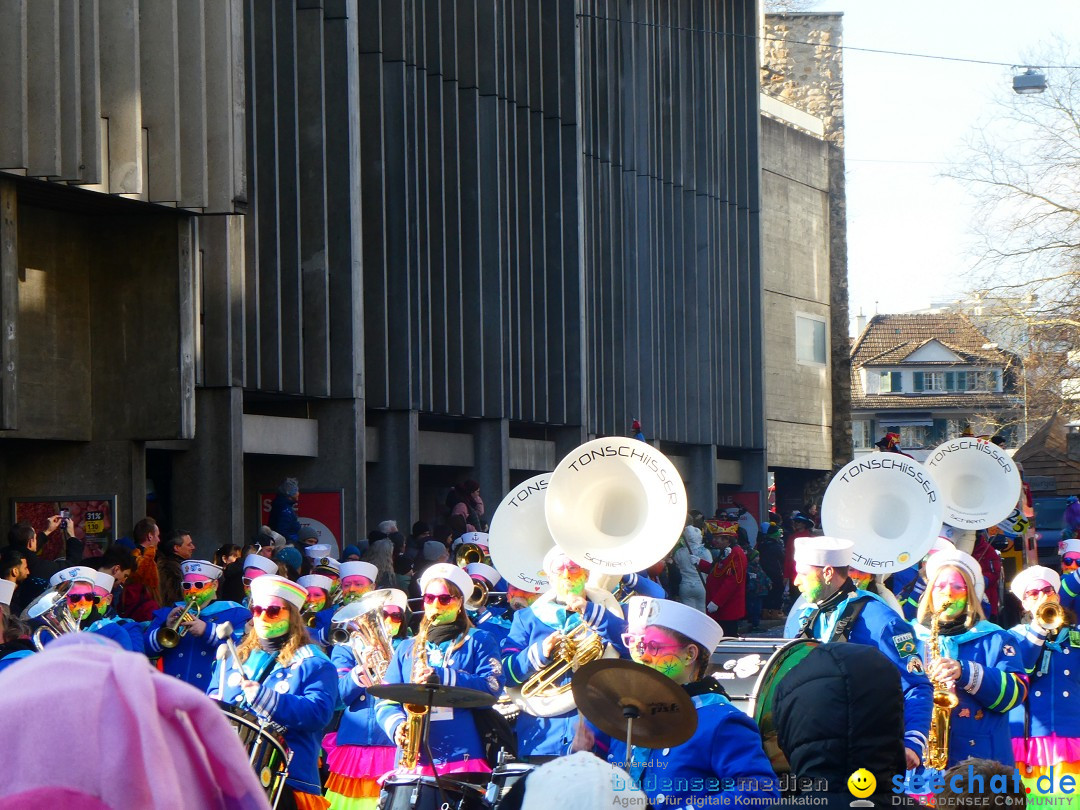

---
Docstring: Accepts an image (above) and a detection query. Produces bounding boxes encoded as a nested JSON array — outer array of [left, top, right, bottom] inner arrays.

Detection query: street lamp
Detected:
[[1013, 68, 1047, 95]]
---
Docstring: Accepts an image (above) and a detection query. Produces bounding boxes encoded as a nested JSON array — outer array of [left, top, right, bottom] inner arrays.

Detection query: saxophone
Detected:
[[923, 606, 959, 770], [399, 616, 432, 770]]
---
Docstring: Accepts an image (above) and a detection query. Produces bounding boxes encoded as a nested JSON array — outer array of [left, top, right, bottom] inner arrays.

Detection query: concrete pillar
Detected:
[[552, 425, 588, 465], [308, 398, 367, 542], [171, 387, 244, 554], [740, 449, 769, 522], [366, 409, 418, 533], [474, 418, 509, 514], [685, 444, 718, 516]]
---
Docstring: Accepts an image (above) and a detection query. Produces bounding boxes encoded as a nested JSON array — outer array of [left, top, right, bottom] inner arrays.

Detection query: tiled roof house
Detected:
[[850, 314, 1023, 459]]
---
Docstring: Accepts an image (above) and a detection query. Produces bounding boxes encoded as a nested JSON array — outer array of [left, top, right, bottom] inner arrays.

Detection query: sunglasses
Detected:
[[1063, 555, 1080, 565], [251, 605, 286, 619], [382, 608, 405, 621], [620, 633, 684, 657], [423, 593, 458, 606], [67, 593, 100, 605], [181, 581, 213, 591], [1025, 585, 1057, 598]]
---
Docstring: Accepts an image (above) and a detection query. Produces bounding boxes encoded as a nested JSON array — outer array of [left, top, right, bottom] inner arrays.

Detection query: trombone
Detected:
[[159, 598, 201, 649], [454, 542, 489, 567], [465, 578, 506, 611]]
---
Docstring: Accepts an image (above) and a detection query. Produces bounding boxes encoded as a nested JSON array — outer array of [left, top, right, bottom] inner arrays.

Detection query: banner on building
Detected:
[[12, 496, 117, 560], [259, 490, 345, 557]]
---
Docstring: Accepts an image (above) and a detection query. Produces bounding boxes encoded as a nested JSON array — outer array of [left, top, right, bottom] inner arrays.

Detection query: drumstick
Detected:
[[215, 621, 246, 675]]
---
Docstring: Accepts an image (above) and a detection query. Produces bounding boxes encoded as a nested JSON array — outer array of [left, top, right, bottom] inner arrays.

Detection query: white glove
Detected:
[[707, 601, 719, 613]]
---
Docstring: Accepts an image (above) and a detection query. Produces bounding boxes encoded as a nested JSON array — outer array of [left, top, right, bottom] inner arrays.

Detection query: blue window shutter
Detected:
[[913, 372, 923, 392], [945, 372, 955, 390], [891, 371, 902, 392]]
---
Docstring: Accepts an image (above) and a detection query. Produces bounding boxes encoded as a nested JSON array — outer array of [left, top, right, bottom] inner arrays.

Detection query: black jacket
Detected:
[[772, 642, 914, 807]]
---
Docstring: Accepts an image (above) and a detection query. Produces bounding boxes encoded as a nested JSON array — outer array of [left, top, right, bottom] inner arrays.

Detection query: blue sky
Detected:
[[800, 1, 1080, 333]]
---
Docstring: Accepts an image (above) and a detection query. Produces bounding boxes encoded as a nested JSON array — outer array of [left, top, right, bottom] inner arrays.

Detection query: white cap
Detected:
[[925, 549, 986, 604], [0, 580, 15, 607], [542, 546, 586, 577], [453, 531, 490, 549], [92, 571, 115, 593], [793, 536, 853, 569], [384, 588, 409, 612], [420, 563, 475, 601], [181, 560, 224, 581], [49, 566, 97, 588], [250, 574, 308, 610], [298, 574, 333, 593], [1061, 539, 1080, 557], [243, 554, 278, 576], [340, 561, 378, 582], [314, 557, 340, 574], [518, 751, 646, 810], [466, 562, 500, 587], [626, 596, 723, 652], [305, 544, 332, 559], [1011, 565, 1062, 601], [929, 537, 956, 557]]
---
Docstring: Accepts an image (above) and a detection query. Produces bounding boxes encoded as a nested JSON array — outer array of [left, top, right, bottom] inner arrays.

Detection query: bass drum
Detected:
[[215, 701, 292, 809], [378, 775, 488, 810], [708, 638, 819, 773]]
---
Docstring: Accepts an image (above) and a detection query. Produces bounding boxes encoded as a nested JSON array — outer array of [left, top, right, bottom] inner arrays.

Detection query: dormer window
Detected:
[[879, 371, 902, 393]]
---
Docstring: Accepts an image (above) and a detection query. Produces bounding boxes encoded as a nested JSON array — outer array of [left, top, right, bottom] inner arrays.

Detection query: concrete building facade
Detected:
[[0, 0, 767, 555]]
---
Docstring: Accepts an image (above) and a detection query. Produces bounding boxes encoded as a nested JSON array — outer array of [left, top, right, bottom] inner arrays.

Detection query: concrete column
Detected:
[[740, 448, 769, 522], [552, 425, 587, 465], [366, 409, 418, 533], [171, 387, 244, 554], [685, 444, 718, 516], [308, 398, 367, 543], [473, 418, 509, 515]]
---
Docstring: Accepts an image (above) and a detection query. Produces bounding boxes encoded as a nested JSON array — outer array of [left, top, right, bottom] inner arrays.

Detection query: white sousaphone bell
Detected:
[[923, 437, 1021, 531], [822, 454, 944, 575], [487, 474, 554, 595]]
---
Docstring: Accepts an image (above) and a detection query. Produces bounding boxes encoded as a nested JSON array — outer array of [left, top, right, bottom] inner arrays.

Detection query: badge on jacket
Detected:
[[892, 632, 916, 657]]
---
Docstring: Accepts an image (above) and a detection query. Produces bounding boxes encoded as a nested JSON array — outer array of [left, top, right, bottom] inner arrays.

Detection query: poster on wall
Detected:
[[12, 496, 117, 560], [258, 490, 345, 557], [715, 491, 761, 546]]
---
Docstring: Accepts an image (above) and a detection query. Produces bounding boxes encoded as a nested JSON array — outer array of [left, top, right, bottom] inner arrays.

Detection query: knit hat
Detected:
[[274, 546, 303, 571], [242, 554, 277, 576], [626, 596, 723, 652], [297, 525, 320, 544], [257, 526, 287, 550], [0, 580, 14, 607], [297, 574, 332, 593], [793, 536, 853, 568], [925, 549, 985, 603], [423, 540, 448, 562], [340, 544, 362, 560], [419, 563, 474, 601], [279, 478, 300, 498], [1010, 565, 1061, 601], [49, 566, 97, 589], [340, 561, 378, 582], [249, 575, 307, 610], [180, 560, 224, 581]]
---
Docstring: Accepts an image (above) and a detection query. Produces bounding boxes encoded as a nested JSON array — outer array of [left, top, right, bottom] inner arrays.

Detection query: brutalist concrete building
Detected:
[[0, 0, 766, 552]]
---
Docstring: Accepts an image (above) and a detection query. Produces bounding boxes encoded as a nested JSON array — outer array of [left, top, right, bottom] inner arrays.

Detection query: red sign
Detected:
[[717, 491, 761, 523], [13, 496, 116, 560], [258, 490, 344, 556]]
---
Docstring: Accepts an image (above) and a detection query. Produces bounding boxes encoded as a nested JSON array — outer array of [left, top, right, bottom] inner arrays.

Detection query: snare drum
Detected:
[[216, 701, 292, 808], [378, 775, 488, 810], [708, 637, 818, 772], [484, 762, 534, 806]]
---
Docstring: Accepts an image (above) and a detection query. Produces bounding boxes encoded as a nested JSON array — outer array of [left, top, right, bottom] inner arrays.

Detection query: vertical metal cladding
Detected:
[[580, 0, 764, 448]]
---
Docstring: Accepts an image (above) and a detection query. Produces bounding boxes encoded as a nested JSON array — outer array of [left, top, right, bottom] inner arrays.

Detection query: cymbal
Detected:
[[368, 683, 497, 709], [572, 659, 697, 748]]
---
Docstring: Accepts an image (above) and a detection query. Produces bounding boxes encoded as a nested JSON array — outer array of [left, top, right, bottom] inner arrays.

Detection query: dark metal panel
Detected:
[[138, 0, 180, 202], [26, 0, 62, 179], [57, 0, 82, 181], [178, 0, 208, 209], [0, 2, 28, 172], [0, 179, 17, 428]]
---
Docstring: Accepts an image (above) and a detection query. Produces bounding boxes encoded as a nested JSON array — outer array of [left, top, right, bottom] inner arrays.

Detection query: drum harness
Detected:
[[796, 580, 867, 643]]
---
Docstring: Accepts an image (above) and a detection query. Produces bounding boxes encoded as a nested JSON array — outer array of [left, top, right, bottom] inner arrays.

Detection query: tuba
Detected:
[[24, 588, 82, 651], [487, 474, 554, 595], [330, 590, 396, 686], [924, 438, 1022, 532], [159, 598, 201, 649], [924, 606, 958, 770]]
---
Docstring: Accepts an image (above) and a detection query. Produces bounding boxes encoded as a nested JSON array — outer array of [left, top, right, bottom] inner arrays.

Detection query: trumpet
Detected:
[[24, 588, 82, 652], [465, 578, 506, 612], [159, 599, 201, 649], [1035, 600, 1066, 634]]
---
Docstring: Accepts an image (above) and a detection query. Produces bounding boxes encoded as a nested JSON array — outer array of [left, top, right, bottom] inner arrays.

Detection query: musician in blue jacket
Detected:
[[82, 571, 144, 653], [374, 563, 503, 776], [466, 562, 513, 646], [501, 548, 629, 761], [209, 574, 337, 805], [324, 588, 409, 809], [145, 560, 250, 688], [910, 550, 1026, 771], [790, 536, 932, 769], [583, 596, 779, 807], [297, 573, 336, 648], [1007, 565, 1080, 802]]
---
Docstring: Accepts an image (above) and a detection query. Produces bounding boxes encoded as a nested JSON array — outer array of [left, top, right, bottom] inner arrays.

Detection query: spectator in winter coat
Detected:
[[672, 520, 709, 612], [268, 477, 302, 544], [758, 523, 786, 619], [1064, 495, 1080, 539], [698, 531, 746, 636]]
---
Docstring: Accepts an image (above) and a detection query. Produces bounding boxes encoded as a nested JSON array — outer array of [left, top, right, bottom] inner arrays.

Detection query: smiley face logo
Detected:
[[848, 768, 876, 798]]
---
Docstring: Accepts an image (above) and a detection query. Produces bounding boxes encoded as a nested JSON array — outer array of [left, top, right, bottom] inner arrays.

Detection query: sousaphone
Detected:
[[487, 474, 553, 594], [923, 437, 1021, 530], [822, 454, 944, 574]]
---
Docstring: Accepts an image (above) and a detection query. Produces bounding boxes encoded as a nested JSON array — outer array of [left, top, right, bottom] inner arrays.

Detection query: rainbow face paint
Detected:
[[931, 567, 968, 618], [305, 588, 328, 613], [794, 563, 827, 604], [93, 588, 112, 616], [424, 582, 461, 625], [849, 569, 872, 591], [553, 565, 588, 600], [66, 583, 97, 621], [253, 597, 292, 639], [183, 575, 218, 609], [627, 626, 692, 681], [341, 576, 373, 604], [507, 585, 539, 610]]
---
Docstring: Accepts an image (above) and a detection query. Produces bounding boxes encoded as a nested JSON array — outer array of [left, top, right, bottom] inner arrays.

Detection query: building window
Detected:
[[899, 425, 927, 448], [852, 420, 871, 450], [913, 371, 945, 392], [879, 371, 902, 393], [945, 419, 965, 439], [796, 314, 827, 365]]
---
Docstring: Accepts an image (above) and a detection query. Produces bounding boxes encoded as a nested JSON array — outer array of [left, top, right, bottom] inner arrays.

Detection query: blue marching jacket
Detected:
[[1060, 572, 1080, 614], [599, 688, 780, 807], [1008, 621, 1080, 740], [308, 606, 338, 649], [912, 619, 1026, 767], [331, 638, 402, 747], [501, 597, 628, 757], [794, 588, 933, 758], [469, 607, 513, 647], [209, 643, 337, 795], [87, 614, 145, 653], [145, 600, 251, 688], [375, 626, 504, 766]]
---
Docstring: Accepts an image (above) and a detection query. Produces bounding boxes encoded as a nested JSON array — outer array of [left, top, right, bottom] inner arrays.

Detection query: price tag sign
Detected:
[[84, 510, 105, 535]]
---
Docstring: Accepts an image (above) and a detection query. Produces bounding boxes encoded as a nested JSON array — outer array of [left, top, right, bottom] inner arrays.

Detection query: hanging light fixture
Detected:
[[1012, 68, 1047, 95]]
